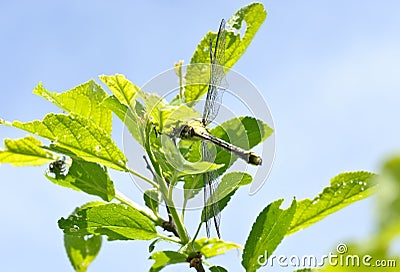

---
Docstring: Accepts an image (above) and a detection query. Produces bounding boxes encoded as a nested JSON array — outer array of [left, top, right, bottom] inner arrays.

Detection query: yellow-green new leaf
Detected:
[[149, 251, 187, 272], [193, 238, 242, 259], [99, 74, 139, 106], [12, 113, 127, 171], [33, 80, 112, 135], [101, 95, 144, 145], [0, 135, 55, 166]]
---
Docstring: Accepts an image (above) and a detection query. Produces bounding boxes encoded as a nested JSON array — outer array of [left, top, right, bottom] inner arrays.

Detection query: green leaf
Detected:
[[209, 266, 228, 272], [288, 171, 377, 235], [210, 116, 273, 173], [377, 156, 400, 229], [159, 104, 201, 135], [159, 135, 223, 176], [136, 91, 200, 135], [12, 113, 127, 171], [144, 189, 160, 215], [185, 3, 267, 103], [101, 95, 144, 145], [182, 116, 271, 202], [201, 172, 252, 221], [193, 238, 242, 259], [0, 135, 55, 166], [137, 91, 168, 131], [148, 238, 162, 253], [99, 74, 139, 106], [63, 201, 105, 272], [33, 80, 112, 135], [149, 251, 187, 272], [58, 203, 157, 241], [183, 174, 203, 204], [64, 234, 102, 272], [242, 199, 297, 272], [46, 158, 115, 202]]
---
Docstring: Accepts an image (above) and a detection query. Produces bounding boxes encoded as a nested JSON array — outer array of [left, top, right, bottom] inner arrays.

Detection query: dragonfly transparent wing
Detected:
[[202, 141, 221, 238], [202, 19, 228, 126]]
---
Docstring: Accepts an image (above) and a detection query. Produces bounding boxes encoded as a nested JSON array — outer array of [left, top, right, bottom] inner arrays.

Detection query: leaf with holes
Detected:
[[63, 202, 105, 272], [46, 158, 115, 202], [58, 203, 157, 241], [185, 3, 267, 103]]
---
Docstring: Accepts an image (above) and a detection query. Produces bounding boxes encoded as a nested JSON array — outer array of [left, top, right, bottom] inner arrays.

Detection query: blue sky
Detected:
[[1, 1, 400, 271]]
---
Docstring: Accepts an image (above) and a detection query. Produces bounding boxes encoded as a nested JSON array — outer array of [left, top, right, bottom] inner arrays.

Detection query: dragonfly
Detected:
[[179, 19, 262, 238]]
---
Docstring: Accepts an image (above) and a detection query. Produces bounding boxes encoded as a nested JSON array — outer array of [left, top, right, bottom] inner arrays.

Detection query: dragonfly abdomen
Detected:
[[197, 130, 262, 166]]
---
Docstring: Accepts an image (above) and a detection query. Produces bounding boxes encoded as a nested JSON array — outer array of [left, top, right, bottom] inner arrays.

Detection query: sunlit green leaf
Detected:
[[193, 238, 242, 259], [144, 189, 160, 215], [210, 116, 273, 174], [159, 104, 201, 135], [101, 95, 144, 145], [12, 113, 127, 171], [160, 135, 223, 176], [46, 158, 115, 202], [33, 80, 112, 134], [149, 251, 187, 272], [288, 171, 377, 235], [242, 199, 297, 272], [183, 116, 272, 202], [64, 234, 102, 272], [0, 135, 55, 166], [63, 202, 104, 272], [58, 203, 157, 241], [99, 74, 139, 106], [185, 3, 267, 103]]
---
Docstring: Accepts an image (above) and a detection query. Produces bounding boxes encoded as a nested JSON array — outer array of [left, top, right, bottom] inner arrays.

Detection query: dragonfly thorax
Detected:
[[179, 120, 209, 141]]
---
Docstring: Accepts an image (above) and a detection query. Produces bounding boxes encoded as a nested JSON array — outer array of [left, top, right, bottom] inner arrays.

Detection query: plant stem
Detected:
[[156, 173, 189, 244], [157, 234, 181, 244], [114, 190, 162, 224], [126, 167, 159, 188], [142, 120, 189, 244]]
